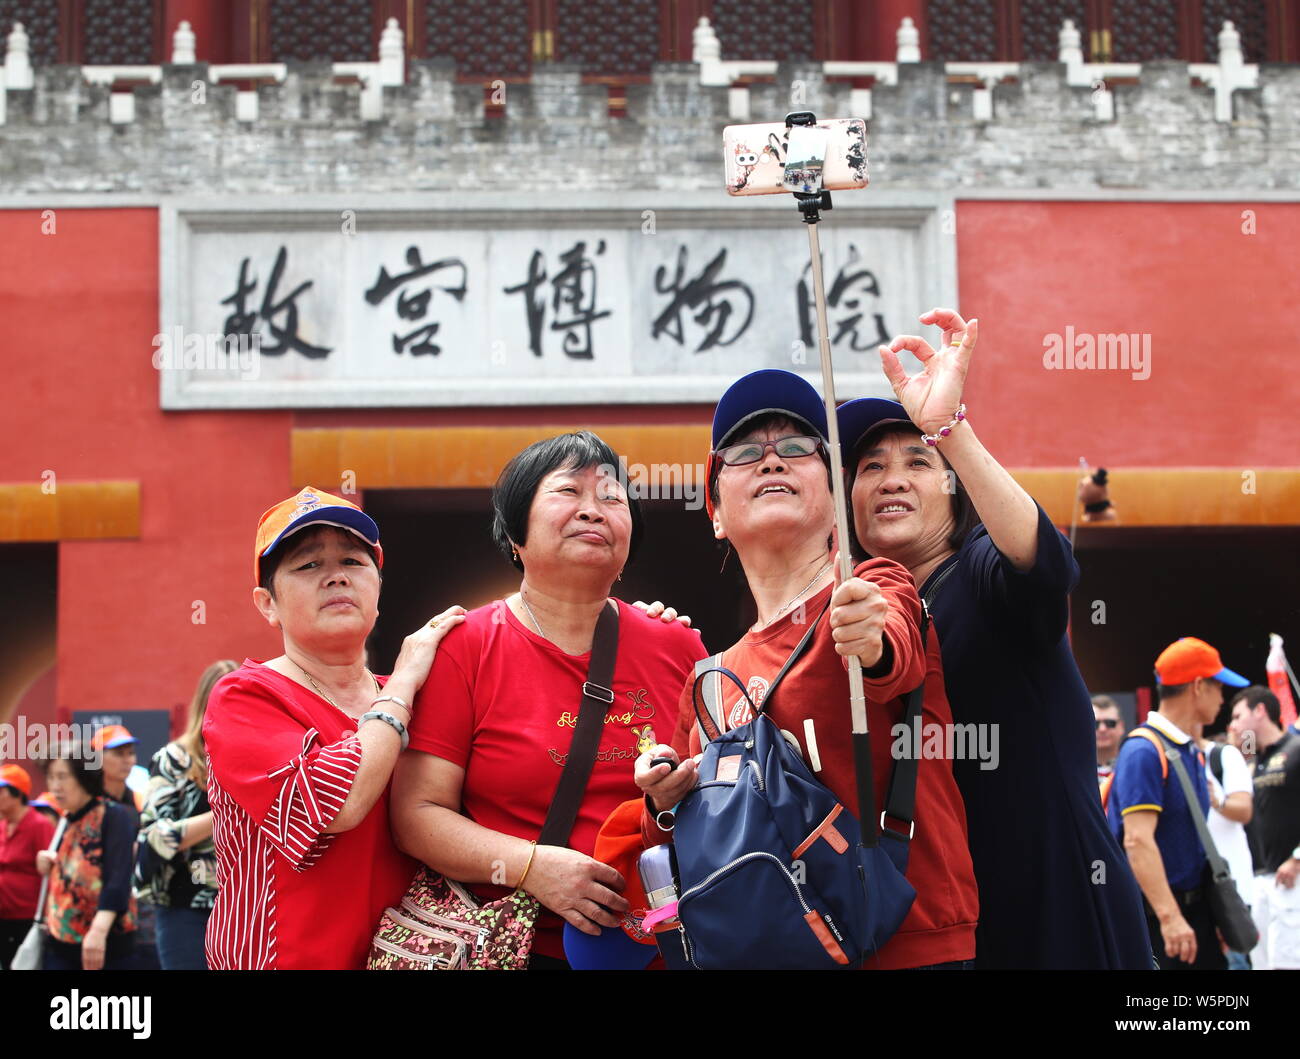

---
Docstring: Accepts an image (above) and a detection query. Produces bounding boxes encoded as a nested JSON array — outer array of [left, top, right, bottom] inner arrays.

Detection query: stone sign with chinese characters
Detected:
[[158, 192, 956, 408]]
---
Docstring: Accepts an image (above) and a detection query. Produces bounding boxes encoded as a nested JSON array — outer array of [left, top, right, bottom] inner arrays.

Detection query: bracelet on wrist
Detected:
[[370, 694, 411, 715], [359, 710, 409, 750], [920, 404, 967, 447], [644, 793, 675, 832], [516, 840, 538, 891]]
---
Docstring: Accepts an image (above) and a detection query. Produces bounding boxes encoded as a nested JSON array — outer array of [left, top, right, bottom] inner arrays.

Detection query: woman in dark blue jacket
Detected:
[[837, 307, 1153, 969]]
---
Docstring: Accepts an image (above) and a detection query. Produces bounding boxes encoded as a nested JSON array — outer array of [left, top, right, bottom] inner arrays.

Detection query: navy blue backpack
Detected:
[[655, 598, 930, 970]]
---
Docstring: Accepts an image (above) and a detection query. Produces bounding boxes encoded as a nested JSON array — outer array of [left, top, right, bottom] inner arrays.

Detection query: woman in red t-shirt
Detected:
[[203, 487, 466, 969], [393, 431, 704, 968]]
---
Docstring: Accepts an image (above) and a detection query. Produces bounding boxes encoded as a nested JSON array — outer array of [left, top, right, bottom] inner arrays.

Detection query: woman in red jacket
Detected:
[[636, 370, 979, 969]]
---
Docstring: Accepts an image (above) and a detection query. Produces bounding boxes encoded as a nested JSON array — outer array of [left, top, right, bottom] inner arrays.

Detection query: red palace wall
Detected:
[[956, 200, 1300, 468], [2, 199, 1297, 721]]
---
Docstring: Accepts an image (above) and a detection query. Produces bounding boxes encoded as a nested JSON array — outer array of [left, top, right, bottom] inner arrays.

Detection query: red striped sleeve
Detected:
[[207, 768, 276, 970], [260, 736, 363, 870], [205, 736, 365, 970]]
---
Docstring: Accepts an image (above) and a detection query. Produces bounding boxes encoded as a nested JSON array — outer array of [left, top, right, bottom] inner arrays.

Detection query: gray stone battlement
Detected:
[[1, 57, 1297, 194]]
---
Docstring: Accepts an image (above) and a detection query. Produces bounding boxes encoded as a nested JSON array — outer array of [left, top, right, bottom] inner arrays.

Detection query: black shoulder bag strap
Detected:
[[692, 598, 831, 745], [536, 601, 619, 847]]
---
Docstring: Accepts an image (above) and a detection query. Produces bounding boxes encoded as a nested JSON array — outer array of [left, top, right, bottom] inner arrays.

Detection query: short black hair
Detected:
[[259, 524, 380, 598], [1230, 684, 1281, 727], [846, 423, 980, 560], [1091, 694, 1121, 715], [1158, 681, 1193, 701], [707, 413, 832, 513], [46, 742, 105, 798], [491, 431, 644, 571], [0, 784, 28, 805]]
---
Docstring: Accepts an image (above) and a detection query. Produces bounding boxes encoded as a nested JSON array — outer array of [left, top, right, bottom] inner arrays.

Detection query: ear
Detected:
[[712, 510, 726, 541], [252, 586, 280, 629]]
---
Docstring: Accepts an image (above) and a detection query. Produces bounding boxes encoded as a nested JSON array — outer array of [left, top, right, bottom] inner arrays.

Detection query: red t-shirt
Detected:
[[0, 806, 55, 920], [660, 558, 979, 969], [407, 598, 704, 960], [204, 661, 419, 969]]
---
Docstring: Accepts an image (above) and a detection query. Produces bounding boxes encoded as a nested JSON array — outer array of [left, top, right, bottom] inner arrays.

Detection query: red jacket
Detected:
[[647, 558, 979, 969]]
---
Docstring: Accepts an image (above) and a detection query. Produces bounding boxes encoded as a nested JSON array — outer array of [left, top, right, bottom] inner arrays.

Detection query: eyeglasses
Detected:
[[715, 435, 823, 467], [1095, 719, 1119, 730]]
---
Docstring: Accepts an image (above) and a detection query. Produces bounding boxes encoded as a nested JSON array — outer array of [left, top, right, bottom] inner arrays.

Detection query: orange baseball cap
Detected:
[[1154, 637, 1249, 687], [254, 487, 383, 585], [90, 725, 138, 752], [0, 763, 32, 798], [563, 798, 662, 970], [30, 797, 60, 815], [591, 797, 657, 945]]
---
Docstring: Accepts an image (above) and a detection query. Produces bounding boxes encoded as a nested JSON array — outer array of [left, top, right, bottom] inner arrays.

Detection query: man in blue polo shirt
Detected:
[[1110, 637, 1249, 970]]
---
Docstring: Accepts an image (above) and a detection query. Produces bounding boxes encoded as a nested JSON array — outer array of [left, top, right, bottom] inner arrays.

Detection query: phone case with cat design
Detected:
[[723, 118, 868, 196]]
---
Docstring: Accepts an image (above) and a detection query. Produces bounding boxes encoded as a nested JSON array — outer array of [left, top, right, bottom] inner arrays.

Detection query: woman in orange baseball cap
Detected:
[[0, 763, 56, 968], [202, 487, 467, 969]]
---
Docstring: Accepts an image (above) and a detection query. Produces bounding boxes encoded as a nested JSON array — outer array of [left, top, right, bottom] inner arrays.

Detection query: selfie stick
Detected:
[[784, 113, 871, 763]]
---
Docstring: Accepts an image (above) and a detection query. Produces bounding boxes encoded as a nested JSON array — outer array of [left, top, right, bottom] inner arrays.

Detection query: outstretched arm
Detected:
[[881, 310, 1039, 571]]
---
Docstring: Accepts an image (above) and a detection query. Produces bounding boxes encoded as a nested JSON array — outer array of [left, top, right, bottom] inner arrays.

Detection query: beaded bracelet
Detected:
[[920, 404, 967, 447]]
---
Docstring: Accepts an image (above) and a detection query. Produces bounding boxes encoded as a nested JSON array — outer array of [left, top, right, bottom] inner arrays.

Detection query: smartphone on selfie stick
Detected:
[[720, 110, 877, 817]]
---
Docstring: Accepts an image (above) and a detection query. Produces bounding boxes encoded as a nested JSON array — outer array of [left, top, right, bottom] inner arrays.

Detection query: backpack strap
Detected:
[[691, 598, 831, 746], [692, 654, 726, 745], [1128, 726, 1170, 782], [1208, 743, 1225, 787], [873, 597, 931, 847], [1101, 726, 1173, 814]]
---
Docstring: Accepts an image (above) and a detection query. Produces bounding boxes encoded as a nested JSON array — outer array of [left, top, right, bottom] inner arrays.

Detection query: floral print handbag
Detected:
[[367, 869, 540, 970]]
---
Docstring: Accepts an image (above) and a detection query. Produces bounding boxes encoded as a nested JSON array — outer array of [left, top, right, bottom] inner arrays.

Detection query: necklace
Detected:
[[519, 591, 547, 641], [758, 559, 832, 628], [296, 660, 380, 716]]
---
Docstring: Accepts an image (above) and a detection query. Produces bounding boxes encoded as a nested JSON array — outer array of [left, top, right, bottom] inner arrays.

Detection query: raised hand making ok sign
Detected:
[[878, 308, 978, 436]]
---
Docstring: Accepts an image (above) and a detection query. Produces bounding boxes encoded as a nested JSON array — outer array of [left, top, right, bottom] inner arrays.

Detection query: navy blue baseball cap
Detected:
[[836, 398, 917, 471], [711, 370, 829, 450], [562, 921, 659, 970]]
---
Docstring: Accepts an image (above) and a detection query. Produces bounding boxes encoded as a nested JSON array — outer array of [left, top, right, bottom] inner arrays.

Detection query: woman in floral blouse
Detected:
[[137, 659, 237, 969], [38, 745, 137, 970]]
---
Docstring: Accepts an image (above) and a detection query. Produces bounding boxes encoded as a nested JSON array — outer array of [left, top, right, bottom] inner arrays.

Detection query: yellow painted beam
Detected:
[[293, 428, 1300, 528], [0, 481, 140, 541]]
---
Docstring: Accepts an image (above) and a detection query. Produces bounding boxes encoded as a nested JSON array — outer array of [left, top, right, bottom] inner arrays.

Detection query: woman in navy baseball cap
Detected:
[[837, 308, 1153, 970]]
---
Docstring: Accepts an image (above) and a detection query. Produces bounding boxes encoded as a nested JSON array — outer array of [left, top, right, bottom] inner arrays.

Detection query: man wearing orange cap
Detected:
[[1108, 637, 1249, 970], [91, 725, 145, 814], [0, 763, 56, 968]]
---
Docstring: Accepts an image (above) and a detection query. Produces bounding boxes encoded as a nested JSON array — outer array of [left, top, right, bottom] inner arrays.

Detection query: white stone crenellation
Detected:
[[0, 16, 1293, 193]]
